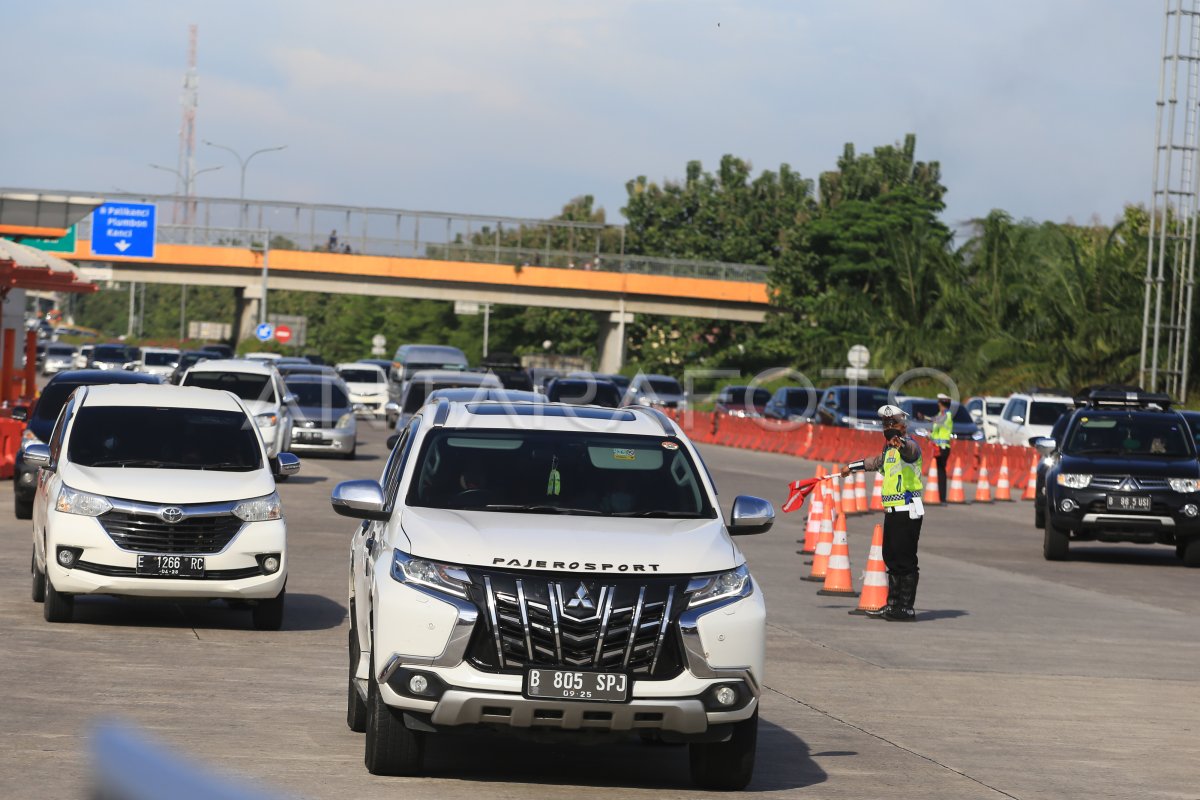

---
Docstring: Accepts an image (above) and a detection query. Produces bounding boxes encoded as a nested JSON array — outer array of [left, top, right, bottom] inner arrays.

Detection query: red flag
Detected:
[[783, 477, 823, 513]]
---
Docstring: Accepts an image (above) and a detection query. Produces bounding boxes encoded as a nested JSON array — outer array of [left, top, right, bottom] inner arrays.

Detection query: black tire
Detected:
[[364, 670, 424, 775], [1182, 538, 1200, 568], [251, 587, 286, 631], [43, 577, 74, 623], [343, 446, 357, 461], [31, 549, 45, 603], [15, 495, 33, 520], [688, 708, 758, 791], [347, 626, 367, 732], [1034, 491, 1045, 529], [1043, 524, 1070, 561]]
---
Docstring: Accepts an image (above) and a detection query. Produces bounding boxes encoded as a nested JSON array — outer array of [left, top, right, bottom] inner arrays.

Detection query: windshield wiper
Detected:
[[198, 461, 255, 471], [88, 459, 192, 468], [1070, 448, 1124, 456], [612, 510, 707, 518], [483, 504, 602, 515]]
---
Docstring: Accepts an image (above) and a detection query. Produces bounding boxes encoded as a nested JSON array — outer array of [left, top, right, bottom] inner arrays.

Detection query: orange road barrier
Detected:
[[948, 460, 966, 503], [850, 524, 888, 615], [802, 504, 835, 582], [870, 471, 885, 511], [817, 512, 858, 597], [974, 462, 993, 503], [1023, 454, 1039, 501], [854, 471, 868, 513], [995, 456, 1013, 501], [924, 460, 941, 504]]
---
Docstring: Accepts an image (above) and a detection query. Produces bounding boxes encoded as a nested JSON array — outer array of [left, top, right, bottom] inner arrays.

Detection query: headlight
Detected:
[[233, 492, 282, 521], [391, 550, 470, 598], [839, 415, 851, 425], [336, 413, 353, 429], [687, 564, 752, 609], [1168, 478, 1199, 493], [255, 412, 279, 428], [972, 431, 984, 441], [56, 485, 113, 517], [1056, 474, 1092, 489]]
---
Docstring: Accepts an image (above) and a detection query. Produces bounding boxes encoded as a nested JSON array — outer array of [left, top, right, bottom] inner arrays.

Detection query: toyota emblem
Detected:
[[160, 507, 185, 524]]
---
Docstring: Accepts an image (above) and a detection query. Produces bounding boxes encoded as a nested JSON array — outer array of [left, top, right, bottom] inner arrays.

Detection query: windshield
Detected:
[[647, 378, 683, 395], [784, 389, 817, 409], [405, 347, 467, 366], [286, 381, 349, 409], [47, 345, 75, 356], [33, 383, 79, 422], [339, 369, 384, 384], [986, 401, 1005, 416], [838, 388, 890, 418], [93, 345, 131, 362], [1064, 413, 1193, 457], [1030, 401, 1072, 426], [406, 429, 715, 518], [722, 387, 770, 406], [143, 351, 178, 366], [183, 371, 275, 404], [548, 381, 622, 408], [67, 407, 262, 470]]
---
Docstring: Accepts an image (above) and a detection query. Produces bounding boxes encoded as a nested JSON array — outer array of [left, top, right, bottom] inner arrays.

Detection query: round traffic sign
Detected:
[[255, 322, 274, 342], [371, 334, 386, 348], [847, 344, 870, 369], [275, 324, 293, 344]]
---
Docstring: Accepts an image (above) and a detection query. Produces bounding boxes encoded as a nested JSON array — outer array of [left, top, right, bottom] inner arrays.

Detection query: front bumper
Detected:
[[365, 578, 764, 736], [44, 512, 287, 599], [350, 395, 388, 416], [1048, 486, 1200, 543], [289, 427, 356, 453]]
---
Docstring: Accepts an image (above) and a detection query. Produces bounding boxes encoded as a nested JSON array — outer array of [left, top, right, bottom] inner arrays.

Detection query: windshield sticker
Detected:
[[661, 441, 679, 450], [613, 448, 636, 461]]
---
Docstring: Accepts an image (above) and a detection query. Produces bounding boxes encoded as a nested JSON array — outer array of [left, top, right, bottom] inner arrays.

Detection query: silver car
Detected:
[[285, 374, 358, 459]]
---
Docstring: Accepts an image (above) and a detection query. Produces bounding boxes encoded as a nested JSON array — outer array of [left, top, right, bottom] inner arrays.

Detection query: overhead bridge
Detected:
[[6, 189, 773, 370]]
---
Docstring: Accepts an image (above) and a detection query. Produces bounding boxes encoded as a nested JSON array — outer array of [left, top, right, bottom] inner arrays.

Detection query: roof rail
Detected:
[[1082, 389, 1174, 410], [431, 397, 452, 427], [631, 405, 677, 435]]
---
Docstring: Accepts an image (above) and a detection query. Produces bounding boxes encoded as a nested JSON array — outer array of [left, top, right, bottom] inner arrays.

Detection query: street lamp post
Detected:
[[149, 163, 221, 228], [202, 141, 287, 230]]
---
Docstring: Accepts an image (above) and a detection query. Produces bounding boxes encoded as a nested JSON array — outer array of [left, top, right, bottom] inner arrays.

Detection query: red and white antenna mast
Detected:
[[174, 24, 199, 225]]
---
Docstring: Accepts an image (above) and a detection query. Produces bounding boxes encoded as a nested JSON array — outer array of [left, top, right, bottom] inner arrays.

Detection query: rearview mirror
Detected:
[[728, 495, 774, 535], [1012, 415, 1025, 426], [283, 394, 298, 405], [331, 480, 390, 521], [386, 434, 400, 450], [272, 452, 301, 478], [24, 443, 51, 469], [11, 406, 28, 423], [1031, 437, 1057, 456], [969, 409, 982, 421]]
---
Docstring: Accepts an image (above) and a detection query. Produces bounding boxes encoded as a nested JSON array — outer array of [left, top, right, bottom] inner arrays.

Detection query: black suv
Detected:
[[1040, 390, 1200, 565]]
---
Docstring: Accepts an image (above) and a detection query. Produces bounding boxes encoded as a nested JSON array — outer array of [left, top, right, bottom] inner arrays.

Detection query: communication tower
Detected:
[[173, 24, 199, 225]]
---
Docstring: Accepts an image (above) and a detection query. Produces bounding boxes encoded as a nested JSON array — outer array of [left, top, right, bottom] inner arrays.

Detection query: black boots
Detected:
[[865, 574, 902, 619], [882, 574, 918, 622]]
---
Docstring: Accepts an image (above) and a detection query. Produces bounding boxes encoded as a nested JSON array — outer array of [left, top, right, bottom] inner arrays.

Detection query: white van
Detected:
[[180, 359, 295, 458]]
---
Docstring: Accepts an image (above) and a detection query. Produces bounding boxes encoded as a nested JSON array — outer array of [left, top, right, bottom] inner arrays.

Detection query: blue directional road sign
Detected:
[[91, 202, 156, 258], [255, 323, 274, 342]]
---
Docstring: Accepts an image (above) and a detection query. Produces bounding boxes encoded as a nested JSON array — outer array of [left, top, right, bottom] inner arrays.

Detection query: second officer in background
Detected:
[[842, 405, 924, 621], [931, 392, 953, 502]]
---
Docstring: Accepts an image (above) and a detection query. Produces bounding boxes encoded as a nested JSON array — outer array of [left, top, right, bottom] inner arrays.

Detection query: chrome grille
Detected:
[[469, 572, 687, 677], [1089, 476, 1171, 491], [99, 511, 244, 554]]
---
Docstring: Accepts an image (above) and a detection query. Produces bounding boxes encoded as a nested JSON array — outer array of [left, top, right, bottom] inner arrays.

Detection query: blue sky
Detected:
[[1, 1, 1161, 233]]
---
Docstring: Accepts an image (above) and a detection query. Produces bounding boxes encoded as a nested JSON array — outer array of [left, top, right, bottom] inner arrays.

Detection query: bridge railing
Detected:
[[44, 189, 769, 284]]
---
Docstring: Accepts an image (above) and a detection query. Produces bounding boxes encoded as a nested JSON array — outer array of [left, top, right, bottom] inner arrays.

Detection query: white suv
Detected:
[[996, 392, 1075, 446], [331, 399, 773, 790], [180, 359, 295, 458], [26, 384, 300, 628]]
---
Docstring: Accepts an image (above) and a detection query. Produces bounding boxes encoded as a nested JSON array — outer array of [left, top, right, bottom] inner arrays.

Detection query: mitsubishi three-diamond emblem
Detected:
[[566, 581, 595, 611]]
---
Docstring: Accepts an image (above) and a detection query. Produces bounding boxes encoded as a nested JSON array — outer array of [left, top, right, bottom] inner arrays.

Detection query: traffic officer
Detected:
[[931, 393, 953, 502], [842, 405, 924, 621]]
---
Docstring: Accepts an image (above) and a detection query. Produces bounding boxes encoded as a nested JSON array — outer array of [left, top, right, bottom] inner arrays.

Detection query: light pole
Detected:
[[203, 141, 287, 230], [149, 163, 221, 227]]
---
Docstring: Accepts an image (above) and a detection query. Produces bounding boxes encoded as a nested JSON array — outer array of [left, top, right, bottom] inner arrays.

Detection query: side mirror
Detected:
[[272, 452, 301, 478], [331, 479, 390, 521], [384, 401, 400, 415], [728, 495, 774, 536], [1012, 415, 1025, 426], [283, 393, 298, 405], [969, 409, 982, 421], [1031, 437, 1057, 456], [24, 443, 51, 469], [386, 433, 400, 450], [11, 406, 28, 422]]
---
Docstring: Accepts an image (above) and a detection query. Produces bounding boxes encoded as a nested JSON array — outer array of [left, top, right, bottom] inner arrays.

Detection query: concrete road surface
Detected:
[[1, 424, 1196, 799]]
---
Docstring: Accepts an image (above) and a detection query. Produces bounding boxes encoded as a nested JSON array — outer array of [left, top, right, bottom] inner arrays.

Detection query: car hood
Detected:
[[292, 404, 351, 425], [345, 382, 387, 395], [242, 399, 280, 417], [60, 463, 275, 504], [1057, 454, 1200, 478], [399, 507, 738, 576]]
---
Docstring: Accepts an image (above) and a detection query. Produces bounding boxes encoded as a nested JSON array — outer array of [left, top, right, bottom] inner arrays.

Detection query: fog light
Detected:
[[256, 553, 282, 575], [1059, 498, 1078, 513], [714, 686, 737, 706], [1184, 504, 1199, 518], [56, 547, 80, 568], [409, 675, 429, 695]]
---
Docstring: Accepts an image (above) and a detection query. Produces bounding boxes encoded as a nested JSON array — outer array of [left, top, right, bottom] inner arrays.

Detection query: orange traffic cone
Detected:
[[974, 462, 993, 503], [995, 456, 1012, 501], [850, 523, 888, 615], [948, 460, 966, 503], [830, 466, 844, 511], [841, 470, 857, 516], [924, 460, 941, 504], [854, 471, 868, 513], [802, 504, 834, 582], [1023, 454, 1038, 501], [800, 480, 824, 554], [818, 512, 858, 597], [870, 471, 884, 511]]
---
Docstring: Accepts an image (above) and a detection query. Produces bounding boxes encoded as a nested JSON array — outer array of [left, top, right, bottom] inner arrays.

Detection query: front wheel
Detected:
[[688, 708, 758, 791], [347, 626, 367, 732], [1033, 487, 1045, 529], [31, 549, 45, 603], [1181, 538, 1200, 568], [251, 587, 286, 630], [1043, 523, 1070, 561], [43, 578, 74, 623], [364, 672, 424, 775], [15, 494, 33, 520]]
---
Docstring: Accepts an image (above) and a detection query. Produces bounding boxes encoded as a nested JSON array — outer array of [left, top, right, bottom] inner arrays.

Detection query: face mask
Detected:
[[883, 428, 904, 442]]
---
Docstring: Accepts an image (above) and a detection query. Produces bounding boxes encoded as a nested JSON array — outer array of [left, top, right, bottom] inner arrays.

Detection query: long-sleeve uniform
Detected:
[[931, 409, 953, 501], [848, 435, 924, 619]]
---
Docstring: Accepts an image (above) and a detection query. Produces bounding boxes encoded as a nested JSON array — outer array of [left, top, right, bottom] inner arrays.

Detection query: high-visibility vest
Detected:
[[881, 445, 923, 507], [931, 411, 953, 448]]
